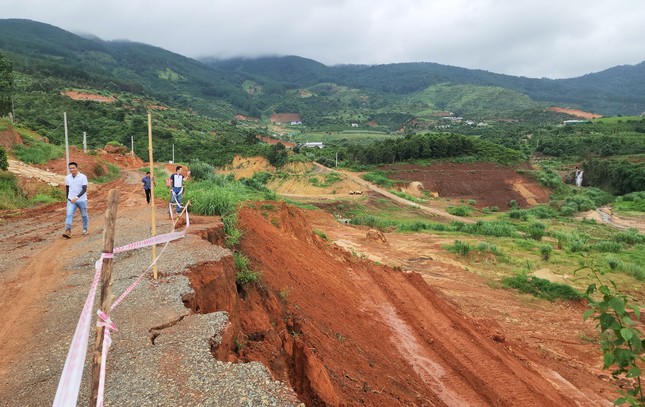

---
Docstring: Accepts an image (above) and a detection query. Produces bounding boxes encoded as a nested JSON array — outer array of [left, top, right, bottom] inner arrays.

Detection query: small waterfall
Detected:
[[575, 169, 583, 187]]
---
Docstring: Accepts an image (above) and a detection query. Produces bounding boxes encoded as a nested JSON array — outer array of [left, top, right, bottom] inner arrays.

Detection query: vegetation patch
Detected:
[[502, 274, 583, 301]]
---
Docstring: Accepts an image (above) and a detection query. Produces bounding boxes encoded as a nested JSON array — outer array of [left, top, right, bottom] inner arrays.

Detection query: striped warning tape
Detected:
[[52, 207, 190, 407]]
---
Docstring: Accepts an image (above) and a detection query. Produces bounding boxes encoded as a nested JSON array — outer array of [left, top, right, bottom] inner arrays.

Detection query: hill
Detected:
[[1, 18, 644, 133]]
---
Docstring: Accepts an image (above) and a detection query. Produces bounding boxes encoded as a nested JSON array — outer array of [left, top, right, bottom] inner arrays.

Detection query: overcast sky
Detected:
[[2, 0, 644, 79]]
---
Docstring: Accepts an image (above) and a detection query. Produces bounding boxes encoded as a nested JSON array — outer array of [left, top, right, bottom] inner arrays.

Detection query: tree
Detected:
[[0, 52, 13, 118]]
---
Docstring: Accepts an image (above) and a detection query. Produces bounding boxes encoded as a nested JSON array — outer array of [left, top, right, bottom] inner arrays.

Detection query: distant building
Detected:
[[290, 121, 302, 125], [563, 120, 590, 125], [351, 123, 359, 128]]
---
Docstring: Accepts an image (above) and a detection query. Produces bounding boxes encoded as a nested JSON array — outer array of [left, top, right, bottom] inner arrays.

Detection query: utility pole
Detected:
[[64, 112, 70, 174], [83, 132, 87, 153], [172, 144, 175, 164], [148, 112, 158, 279], [131, 135, 134, 155]]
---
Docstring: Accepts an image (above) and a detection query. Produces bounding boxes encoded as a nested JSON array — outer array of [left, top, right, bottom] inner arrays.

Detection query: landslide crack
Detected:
[[149, 315, 187, 345]]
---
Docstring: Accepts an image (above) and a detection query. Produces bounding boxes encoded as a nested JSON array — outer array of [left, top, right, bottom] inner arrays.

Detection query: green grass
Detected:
[[0, 172, 64, 209], [362, 171, 395, 187], [13, 141, 64, 164], [446, 205, 472, 217], [502, 274, 583, 301], [0, 172, 28, 209], [613, 191, 645, 213], [234, 252, 260, 286], [309, 171, 342, 187], [92, 163, 121, 183]]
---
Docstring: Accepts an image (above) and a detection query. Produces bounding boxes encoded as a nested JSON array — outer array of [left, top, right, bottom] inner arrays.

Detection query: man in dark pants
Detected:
[[141, 171, 153, 204], [169, 165, 184, 213]]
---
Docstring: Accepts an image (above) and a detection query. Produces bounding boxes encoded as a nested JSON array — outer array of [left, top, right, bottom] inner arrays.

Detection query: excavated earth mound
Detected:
[[187, 201, 611, 406], [380, 162, 550, 209]]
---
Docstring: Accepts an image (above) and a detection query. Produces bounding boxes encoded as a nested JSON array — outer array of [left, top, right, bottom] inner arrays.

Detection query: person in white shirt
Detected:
[[63, 162, 88, 238], [169, 165, 184, 214]]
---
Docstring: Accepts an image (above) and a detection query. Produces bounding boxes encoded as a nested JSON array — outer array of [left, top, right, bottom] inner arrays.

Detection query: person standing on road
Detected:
[[169, 165, 184, 214], [63, 161, 88, 238], [141, 171, 154, 204]]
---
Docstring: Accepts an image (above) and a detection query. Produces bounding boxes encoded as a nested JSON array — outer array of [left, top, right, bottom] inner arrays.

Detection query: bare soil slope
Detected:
[[381, 162, 551, 209], [213, 202, 615, 406]]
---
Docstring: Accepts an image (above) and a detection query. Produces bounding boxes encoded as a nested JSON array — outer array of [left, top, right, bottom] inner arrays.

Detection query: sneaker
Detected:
[[82, 229, 88, 235], [63, 229, 71, 239]]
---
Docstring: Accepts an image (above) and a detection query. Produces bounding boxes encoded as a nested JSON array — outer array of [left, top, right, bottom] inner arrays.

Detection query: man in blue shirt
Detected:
[[63, 162, 88, 238], [141, 171, 153, 204]]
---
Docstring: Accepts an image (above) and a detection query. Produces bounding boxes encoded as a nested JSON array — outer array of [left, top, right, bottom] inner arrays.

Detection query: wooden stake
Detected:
[[148, 112, 158, 279], [90, 189, 119, 406]]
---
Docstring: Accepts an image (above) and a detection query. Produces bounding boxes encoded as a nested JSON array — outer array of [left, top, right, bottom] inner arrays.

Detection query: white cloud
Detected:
[[1, 0, 644, 78]]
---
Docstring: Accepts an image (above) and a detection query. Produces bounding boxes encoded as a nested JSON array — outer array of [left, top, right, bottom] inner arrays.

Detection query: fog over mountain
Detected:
[[3, 0, 645, 79]]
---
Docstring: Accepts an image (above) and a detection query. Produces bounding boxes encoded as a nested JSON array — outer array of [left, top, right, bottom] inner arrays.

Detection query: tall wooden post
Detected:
[[90, 189, 119, 406], [148, 112, 158, 279]]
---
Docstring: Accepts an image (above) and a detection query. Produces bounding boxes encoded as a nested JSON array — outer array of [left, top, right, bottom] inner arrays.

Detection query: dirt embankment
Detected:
[[185, 202, 613, 406]]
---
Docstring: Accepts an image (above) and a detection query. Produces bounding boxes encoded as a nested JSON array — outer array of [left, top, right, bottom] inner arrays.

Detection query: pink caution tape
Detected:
[[53, 206, 190, 407], [52, 256, 106, 407], [96, 310, 118, 407]]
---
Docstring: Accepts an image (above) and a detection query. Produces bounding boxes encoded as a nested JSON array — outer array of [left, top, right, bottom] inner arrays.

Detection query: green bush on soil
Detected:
[[502, 273, 583, 301], [0, 171, 28, 209], [13, 140, 63, 164]]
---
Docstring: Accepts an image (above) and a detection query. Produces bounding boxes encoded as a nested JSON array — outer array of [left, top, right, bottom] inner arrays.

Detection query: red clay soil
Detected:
[[547, 107, 603, 119], [185, 201, 613, 406], [61, 90, 116, 103], [380, 162, 550, 209]]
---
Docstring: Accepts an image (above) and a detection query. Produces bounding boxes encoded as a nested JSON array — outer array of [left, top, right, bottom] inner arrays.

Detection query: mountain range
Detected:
[[1, 18, 644, 127]]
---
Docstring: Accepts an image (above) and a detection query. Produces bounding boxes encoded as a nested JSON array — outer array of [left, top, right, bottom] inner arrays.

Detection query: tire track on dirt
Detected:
[[350, 262, 602, 406]]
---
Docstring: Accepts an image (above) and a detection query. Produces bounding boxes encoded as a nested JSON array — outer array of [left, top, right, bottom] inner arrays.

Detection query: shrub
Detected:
[[446, 205, 472, 217], [502, 274, 583, 301], [606, 257, 619, 270], [526, 222, 547, 241], [559, 203, 578, 216], [613, 228, 645, 245], [529, 205, 559, 219], [591, 241, 623, 253], [540, 244, 553, 261], [461, 220, 518, 237], [508, 208, 528, 220], [569, 238, 590, 253], [188, 159, 214, 181], [448, 240, 472, 256]]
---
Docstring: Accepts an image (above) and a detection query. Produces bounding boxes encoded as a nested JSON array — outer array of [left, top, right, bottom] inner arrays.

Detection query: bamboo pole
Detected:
[[148, 112, 158, 279], [90, 189, 119, 405]]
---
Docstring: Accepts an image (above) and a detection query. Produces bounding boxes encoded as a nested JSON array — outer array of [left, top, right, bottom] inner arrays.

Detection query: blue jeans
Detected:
[[171, 187, 182, 213], [66, 200, 89, 231]]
